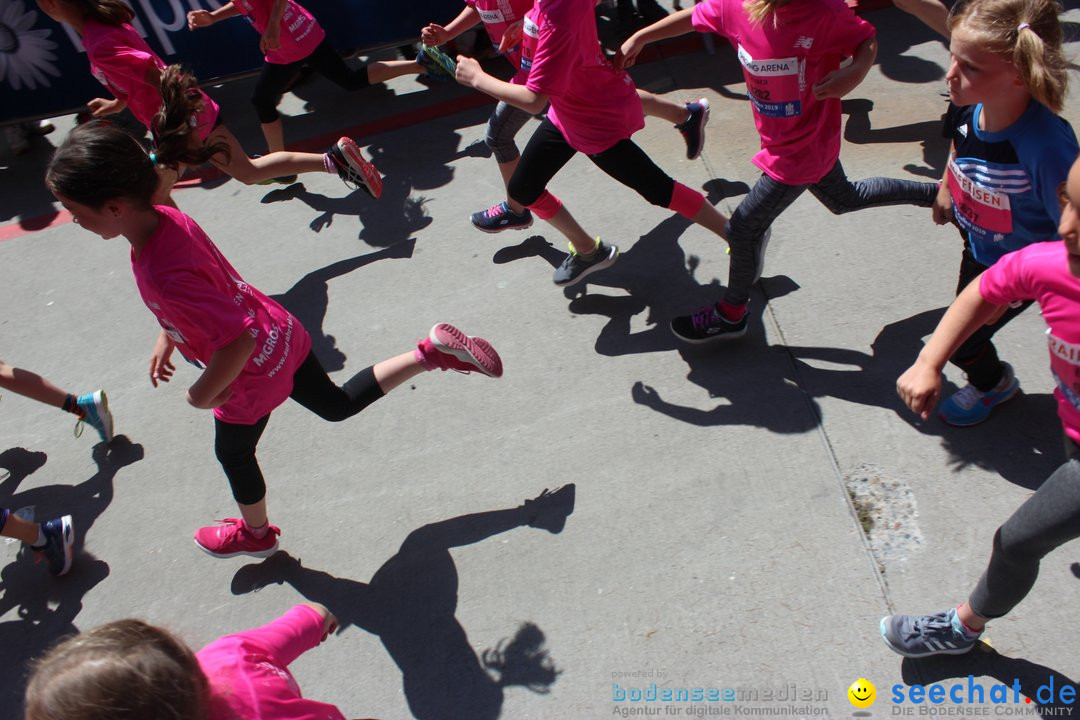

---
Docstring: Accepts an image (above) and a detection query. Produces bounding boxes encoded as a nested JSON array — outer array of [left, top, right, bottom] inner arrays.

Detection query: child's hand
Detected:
[[421, 23, 448, 46], [455, 55, 484, 87], [187, 9, 213, 30], [498, 20, 523, 54], [617, 35, 645, 69], [811, 66, 861, 100], [149, 332, 176, 387], [260, 28, 281, 54], [896, 361, 942, 420], [87, 97, 123, 117], [932, 184, 953, 225]]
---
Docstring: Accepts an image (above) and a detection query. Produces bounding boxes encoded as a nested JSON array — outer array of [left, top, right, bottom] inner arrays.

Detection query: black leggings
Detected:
[[214, 351, 384, 504], [507, 116, 676, 209], [252, 40, 371, 123]]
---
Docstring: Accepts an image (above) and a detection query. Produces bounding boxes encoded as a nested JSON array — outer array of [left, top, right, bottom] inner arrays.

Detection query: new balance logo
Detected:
[[793, 35, 814, 49]]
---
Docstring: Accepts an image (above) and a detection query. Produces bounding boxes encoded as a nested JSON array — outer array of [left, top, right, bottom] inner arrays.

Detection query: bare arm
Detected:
[[455, 56, 548, 114], [187, 1, 241, 29], [421, 5, 481, 46], [893, 0, 949, 38], [618, 8, 696, 69], [186, 331, 256, 409], [813, 35, 877, 100]]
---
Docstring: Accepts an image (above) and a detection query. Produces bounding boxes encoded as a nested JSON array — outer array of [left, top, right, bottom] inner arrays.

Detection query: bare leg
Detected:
[[543, 205, 596, 255], [497, 158, 527, 214], [238, 498, 268, 530], [0, 361, 68, 408], [637, 89, 688, 125], [956, 602, 988, 632], [207, 125, 326, 184], [1, 512, 39, 544], [691, 201, 730, 241], [261, 119, 286, 154], [372, 351, 427, 394]]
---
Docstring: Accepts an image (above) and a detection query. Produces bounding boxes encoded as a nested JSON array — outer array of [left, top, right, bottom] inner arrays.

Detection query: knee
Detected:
[[508, 174, 541, 208], [251, 91, 280, 125]]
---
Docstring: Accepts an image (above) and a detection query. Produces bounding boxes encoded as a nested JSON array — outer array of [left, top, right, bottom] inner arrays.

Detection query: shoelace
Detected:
[[690, 305, 719, 331], [951, 384, 984, 411], [484, 202, 507, 219], [904, 611, 953, 641], [73, 417, 85, 438]]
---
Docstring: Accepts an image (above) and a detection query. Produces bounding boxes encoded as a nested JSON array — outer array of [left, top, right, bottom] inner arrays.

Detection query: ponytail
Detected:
[[46, 121, 159, 209], [69, 0, 135, 25], [743, 0, 783, 26], [949, 0, 1067, 112], [151, 65, 230, 169]]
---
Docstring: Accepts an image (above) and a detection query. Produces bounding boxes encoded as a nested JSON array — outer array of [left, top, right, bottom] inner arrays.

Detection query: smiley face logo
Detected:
[[848, 678, 876, 708]]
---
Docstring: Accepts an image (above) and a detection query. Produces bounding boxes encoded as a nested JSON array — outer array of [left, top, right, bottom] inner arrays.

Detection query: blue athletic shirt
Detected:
[[944, 101, 1077, 266]]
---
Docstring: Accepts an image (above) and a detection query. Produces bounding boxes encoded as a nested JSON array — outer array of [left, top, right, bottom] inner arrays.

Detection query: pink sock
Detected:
[[718, 300, 747, 322], [415, 338, 437, 371], [246, 520, 270, 539]]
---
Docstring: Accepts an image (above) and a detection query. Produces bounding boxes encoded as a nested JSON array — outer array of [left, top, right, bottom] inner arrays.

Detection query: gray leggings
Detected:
[[968, 438, 1080, 618], [723, 160, 937, 305], [485, 101, 533, 164]]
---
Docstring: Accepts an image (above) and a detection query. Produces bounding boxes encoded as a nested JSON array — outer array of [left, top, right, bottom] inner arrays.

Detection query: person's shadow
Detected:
[[842, 98, 950, 180], [0, 439, 142, 714], [231, 485, 576, 719], [270, 239, 416, 372], [900, 648, 1079, 717]]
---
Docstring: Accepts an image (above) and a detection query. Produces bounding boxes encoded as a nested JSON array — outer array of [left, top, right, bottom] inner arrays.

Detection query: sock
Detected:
[[246, 520, 270, 539], [30, 526, 46, 548], [415, 338, 439, 371], [951, 607, 982, 637], [323, 152, 336, 174], [574, 237, 600, 259], [62, 393, 85, 418], [718, 300, 747, 322]]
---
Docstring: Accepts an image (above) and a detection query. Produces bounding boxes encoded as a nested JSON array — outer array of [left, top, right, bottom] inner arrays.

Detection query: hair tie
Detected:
[[149, 151, 158, 166], [1017, 22, 1030, 32]]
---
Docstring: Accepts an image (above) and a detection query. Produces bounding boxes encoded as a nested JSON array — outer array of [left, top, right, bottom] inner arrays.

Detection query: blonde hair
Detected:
[[948, 0, 1068, 112], [24, 620, 210, 720], [743, 0, 786, 26]]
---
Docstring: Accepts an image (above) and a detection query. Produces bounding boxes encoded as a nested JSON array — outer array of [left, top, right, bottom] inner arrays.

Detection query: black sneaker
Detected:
[[522, 485, 576, 533], [552, 240, 619, 287], [671, 303, 747, 343], [675, 98, 710, 160], [326, 137, 382, 199], [471, 202, 534, 233], [32, 515, 74, 576], [416, 44, 457, 79]]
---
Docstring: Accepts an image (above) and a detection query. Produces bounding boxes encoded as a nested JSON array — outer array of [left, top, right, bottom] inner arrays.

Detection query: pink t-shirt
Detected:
[[691, 0, 875, 184], [197, 605, 346, 720], [82, 20, 220, 141], [979, 241, 1080, 443], [232, 0, 326, 65], [522, 0, 643, 154], [465, 0, 533, 84], [131, 206, 311, 425]]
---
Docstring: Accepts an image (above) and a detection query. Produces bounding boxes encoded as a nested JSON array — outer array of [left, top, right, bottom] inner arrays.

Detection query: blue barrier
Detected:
[[0, 0, 462, 124]]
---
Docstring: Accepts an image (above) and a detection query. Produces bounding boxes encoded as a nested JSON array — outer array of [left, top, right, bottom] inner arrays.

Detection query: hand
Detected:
[[149, 332, 176, 387], [87, 97, 122, 117], [931, 184, 953, 225], [617, 35, 645, 69], [187, 9, 213, 29], [454, 55, 484, 87], [896, 361, 942, 420], [812, 66, 860, 100], [498, 20, 522, 54], [260, 28, 281, 54], [420, 23, 448, 46]]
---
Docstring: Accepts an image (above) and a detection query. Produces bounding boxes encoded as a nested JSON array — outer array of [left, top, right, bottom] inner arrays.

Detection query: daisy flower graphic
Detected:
[[0, 0, 60, 91]]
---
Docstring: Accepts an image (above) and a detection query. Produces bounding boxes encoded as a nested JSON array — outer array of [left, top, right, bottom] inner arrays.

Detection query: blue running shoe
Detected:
[[939, 363, 1019, 426], [417, 44, 457, 79], [32, 515, 74, 576], [76, 390, 113, 443], [880, 608, 981, 658], [470, 202, 534, 233], [675, 98, 710, 160]]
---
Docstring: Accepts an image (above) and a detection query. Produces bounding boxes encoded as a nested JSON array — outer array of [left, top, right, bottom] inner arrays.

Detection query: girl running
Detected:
[[925, 0, 1077, 426], [34, 0, 382, 202], [24, 603, 365, 719], [452, 0, 732, 287], [45, 122, 502, 559], [621, 0, 939, 342], [187, 0, 457, 167], [423, 2, 710, 234], [882, 152, 1080, 658]]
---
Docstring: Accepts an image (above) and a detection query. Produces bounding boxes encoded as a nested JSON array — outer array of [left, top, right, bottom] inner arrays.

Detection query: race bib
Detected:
[[948, 157, 1014, 236], [737, 44, 802, 118], [478, 8, 505, 23]]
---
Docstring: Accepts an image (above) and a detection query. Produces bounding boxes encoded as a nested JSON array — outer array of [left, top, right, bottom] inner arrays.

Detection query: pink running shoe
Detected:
[[422, 323, 503, 378], [327, 137, 383, 200], [194, 518, 280, 559]]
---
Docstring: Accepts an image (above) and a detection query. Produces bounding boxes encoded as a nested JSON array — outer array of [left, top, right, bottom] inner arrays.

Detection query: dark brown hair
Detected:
[[64, 0, 135, 25], [46, 121, 159, 209], [151, 65, 230, 169], [24, 620, 210, 720]]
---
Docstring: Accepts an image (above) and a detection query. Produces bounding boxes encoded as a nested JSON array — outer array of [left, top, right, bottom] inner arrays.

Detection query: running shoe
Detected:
[[75, 390, 113, 443], [32, 515, 74, 576], [326, 137, 383, 199], [423, 323, 503, 377], [552, 239, 619, 287], [670, 303, 747, 343], [194, 518, 281, 559], [880, 608, 981, 658], [470, 202, 534, 233], [939, 363, 1020, 426], [675, 98, 710, 160], [417, 44, 457, 79]]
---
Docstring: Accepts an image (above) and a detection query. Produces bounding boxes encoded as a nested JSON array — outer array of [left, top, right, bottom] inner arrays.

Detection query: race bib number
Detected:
[[520, 16, 539, 71], [737, 44, 802, 118], [948, 157, 1014, 236], [478, 8, 505, 23]]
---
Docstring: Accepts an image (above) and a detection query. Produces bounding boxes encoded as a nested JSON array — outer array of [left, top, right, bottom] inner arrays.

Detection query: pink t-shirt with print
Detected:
[[197, 605, 346, 720], [691, 0, 874, 184], [232, 0, 326, 65], [131, 206, 311, 426], [82, 20, 220, 141], [465, 0, 533, 84], [522, 0, 643, 154], [979, 241, 1080, 443]]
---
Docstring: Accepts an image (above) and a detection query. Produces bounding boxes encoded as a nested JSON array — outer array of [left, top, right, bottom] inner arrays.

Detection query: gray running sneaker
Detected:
[[880, 608, 981, 658], [33, 515, 75, 576], [552, 240, 618, 287]]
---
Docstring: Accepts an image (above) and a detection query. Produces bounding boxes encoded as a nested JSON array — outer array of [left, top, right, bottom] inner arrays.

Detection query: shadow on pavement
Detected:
[[231, 485, 575, 720]]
